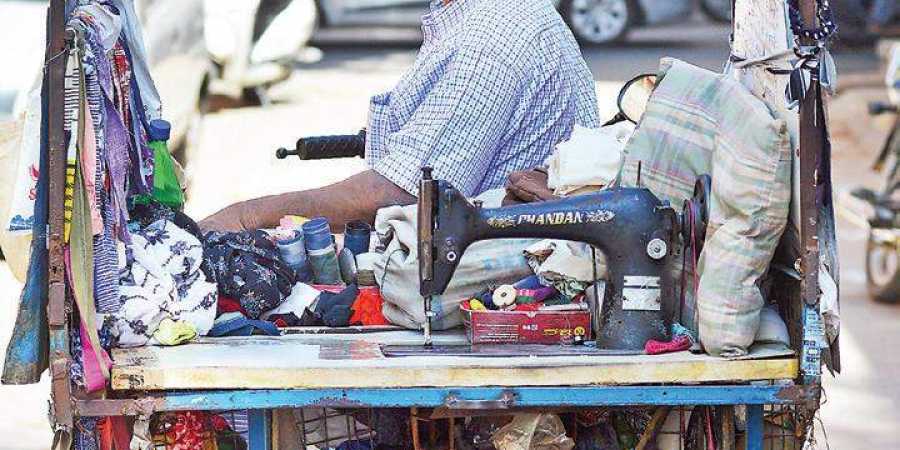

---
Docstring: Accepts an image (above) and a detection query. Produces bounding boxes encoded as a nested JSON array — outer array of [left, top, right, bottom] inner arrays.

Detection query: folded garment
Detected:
[[349, 287, 390, 326], [546, 123, 632, 197], [152, 318, 197, 346], [217, 296, 248, 316], [208, 312, 280, 337], [523, 240, 601, 298], [204, 230, 296, 319], [260, 282, 320, 321], [267, 313, 303, 328], [316, 284, 360, 327], [107, 219, 217, 347]]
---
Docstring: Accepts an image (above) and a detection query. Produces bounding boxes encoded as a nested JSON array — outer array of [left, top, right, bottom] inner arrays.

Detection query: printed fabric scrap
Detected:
[[105, 219, 217, 347], [204, 231, 296, 319]]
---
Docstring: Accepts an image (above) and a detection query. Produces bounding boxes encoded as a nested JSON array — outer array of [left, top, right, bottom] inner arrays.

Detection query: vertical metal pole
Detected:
[[744, 405, 764, 450], [248, 410, 273, 450], [797, 0, 824, 386], [46, 0, 74, 433]]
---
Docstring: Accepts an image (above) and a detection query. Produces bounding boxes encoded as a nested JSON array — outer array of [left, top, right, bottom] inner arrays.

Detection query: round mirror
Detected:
[[617, 74, 657, 123]]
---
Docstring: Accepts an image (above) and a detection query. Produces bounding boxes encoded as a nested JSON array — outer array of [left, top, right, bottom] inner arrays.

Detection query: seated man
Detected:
[[200, 0, 600, 232]]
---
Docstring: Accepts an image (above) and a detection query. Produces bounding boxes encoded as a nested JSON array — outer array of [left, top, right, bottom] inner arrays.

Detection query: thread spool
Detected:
[[276, 231, 312, 282], [516, 286, 557, 304], [493, 285, 518, 308], [338, 247, 358, 285], [344, 220, 372, 256], [303, 217, 341, 284]]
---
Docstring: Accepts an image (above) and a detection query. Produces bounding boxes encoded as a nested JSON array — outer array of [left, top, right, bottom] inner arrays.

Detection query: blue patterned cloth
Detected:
[[365, 0, 599, 197]]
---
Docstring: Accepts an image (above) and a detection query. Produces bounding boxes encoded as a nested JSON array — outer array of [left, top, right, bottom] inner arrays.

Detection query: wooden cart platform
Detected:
[[110, 330, 798, 391]]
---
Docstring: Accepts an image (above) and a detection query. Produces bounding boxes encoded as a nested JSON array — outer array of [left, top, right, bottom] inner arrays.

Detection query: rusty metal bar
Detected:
[[46, 0, 74, 433], [797, 0, 824, 386]]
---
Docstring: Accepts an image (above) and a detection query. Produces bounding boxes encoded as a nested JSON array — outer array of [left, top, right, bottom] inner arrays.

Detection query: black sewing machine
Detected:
[[417, 168, 684, 351]]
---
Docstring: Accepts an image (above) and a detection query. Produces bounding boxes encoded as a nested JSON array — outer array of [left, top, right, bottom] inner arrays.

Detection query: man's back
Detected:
[[366, 0, 600, 196]]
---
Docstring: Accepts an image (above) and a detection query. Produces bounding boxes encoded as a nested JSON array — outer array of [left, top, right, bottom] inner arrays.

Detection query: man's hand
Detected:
[[199, 170, 416, 233], [503, 168, 558, 205], [199, 202, 252, 233]]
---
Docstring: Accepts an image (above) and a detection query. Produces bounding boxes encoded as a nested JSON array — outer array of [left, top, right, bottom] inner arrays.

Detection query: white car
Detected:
[[316, 0, 697, 45]]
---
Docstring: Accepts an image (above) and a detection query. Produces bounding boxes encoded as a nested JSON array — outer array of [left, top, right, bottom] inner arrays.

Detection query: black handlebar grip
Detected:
[[276, 130, 367, 160]]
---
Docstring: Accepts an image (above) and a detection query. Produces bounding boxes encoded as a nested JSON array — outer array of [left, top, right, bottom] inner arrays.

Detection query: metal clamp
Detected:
[[443, 390, 517, 410]]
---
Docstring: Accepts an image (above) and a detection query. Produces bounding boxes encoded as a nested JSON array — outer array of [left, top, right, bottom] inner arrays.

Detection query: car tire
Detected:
[[699, 0, 732, 24], [561, 0, 637, 45], [866, 229, 900, 303]]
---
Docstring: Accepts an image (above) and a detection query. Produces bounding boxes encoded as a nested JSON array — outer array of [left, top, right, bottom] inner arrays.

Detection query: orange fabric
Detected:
[[349, 288, 390, 326]]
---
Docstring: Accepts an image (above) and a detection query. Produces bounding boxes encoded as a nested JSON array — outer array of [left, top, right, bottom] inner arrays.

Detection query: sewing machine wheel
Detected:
[[681, 175, 712, 256]]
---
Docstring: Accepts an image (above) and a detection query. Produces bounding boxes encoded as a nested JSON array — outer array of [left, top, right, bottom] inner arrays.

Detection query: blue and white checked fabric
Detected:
[[365, 0, 600, 197]]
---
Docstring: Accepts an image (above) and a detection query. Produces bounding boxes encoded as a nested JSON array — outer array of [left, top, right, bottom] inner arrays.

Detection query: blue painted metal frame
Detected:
[[247, 410, 271, 450], [158, 385, 797, 411]]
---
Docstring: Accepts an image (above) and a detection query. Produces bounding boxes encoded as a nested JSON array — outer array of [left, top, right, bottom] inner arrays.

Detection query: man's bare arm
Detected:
[[199, 170, 416, 232]]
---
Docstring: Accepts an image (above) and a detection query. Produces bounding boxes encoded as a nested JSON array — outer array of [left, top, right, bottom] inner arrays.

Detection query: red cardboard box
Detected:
[[461, 304, 591, 345]]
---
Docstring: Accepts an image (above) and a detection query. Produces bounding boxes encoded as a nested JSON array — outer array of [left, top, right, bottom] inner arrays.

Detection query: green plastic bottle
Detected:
[[141, 119, 185, 209]]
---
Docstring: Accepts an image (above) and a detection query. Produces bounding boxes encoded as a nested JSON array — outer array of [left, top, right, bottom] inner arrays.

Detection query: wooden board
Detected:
[[111, 331, 798, 391]]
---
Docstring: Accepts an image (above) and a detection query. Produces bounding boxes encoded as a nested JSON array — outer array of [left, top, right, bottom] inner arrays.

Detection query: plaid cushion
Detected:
[[620, 59, 791, 357]]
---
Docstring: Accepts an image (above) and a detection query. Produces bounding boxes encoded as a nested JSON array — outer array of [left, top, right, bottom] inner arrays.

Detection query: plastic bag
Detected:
[[0, 120, 33, 282], [491, 414, 575, 450]]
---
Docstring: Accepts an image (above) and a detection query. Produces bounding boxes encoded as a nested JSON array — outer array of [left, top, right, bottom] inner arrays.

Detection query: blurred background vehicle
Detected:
[[316, 0, 698, 45], [204, 0, 320, 106], [0, 0, 210, 156], [831, 0, 899, 45], [0, 0, 210, 266], [848, 41, 900, 303], [698, 0, 732, 23]]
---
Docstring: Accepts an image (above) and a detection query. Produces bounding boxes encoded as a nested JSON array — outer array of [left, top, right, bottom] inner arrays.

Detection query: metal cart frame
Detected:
[[36, 0, 833, 449]]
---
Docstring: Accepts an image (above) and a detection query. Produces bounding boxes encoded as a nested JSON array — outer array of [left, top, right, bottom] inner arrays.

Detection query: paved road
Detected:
[[0, 18, 893, 449]]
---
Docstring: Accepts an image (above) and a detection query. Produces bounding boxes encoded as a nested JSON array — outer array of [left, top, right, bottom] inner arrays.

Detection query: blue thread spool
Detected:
[[276, 231, 312, 283], [344, 220, 372, 257], [303, 217, 341, 284]]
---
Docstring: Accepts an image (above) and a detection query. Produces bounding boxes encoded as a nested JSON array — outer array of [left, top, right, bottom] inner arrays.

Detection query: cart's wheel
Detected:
[[866, 229, 900, 303]]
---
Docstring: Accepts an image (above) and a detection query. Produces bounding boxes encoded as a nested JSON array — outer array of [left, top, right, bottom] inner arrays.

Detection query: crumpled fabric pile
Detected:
[[203, 230, 297, 319], [104, 219, 217, 347], [523, 240, 604, 299]]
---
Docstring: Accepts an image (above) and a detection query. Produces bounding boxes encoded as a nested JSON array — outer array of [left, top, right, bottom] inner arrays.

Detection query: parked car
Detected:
[[316, 0, 694, 45]]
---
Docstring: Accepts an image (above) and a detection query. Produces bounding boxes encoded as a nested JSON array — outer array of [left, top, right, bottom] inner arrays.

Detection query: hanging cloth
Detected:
[[67, 46, 110, 379], [110, 0, 163, 122], [2, 56, 51, 385]]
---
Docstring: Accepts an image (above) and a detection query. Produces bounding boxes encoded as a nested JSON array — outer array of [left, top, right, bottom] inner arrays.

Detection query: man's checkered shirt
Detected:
[[365, 0, 600, 197]]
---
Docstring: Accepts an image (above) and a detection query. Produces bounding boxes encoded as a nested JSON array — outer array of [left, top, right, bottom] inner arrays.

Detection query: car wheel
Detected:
[[866, 229, 900, 303], [561, 0, 636, 45], [699, 0, 732, 23]]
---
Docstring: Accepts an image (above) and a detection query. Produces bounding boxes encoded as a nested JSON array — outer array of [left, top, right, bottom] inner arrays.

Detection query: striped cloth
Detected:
[[365, 0, 599, 197], [621, 59, 792, 357]]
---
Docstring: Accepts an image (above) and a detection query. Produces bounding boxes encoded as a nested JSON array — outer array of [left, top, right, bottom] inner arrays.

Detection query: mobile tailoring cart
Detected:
[[30, 0, 836, 448]]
